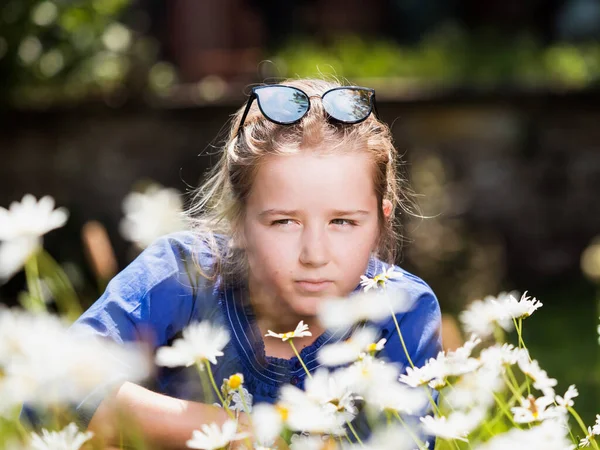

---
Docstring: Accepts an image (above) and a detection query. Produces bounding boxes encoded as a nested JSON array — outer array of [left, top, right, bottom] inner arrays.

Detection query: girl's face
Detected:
[[242, 151, 381, 318]]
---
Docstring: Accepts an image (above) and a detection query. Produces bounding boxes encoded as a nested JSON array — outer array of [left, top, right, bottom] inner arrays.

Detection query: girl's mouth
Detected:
[[294, 280, 333, 293]]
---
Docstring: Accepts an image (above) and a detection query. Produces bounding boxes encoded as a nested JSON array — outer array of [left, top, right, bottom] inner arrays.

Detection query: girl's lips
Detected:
[[295, 280, 333, 293]]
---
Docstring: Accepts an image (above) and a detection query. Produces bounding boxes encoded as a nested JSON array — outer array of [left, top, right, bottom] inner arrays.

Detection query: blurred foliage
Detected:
[[271, 27, 600, 90], [0, 0, 177, 108]]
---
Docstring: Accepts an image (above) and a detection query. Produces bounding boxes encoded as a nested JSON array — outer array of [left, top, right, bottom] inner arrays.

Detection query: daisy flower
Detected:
[[155, 321, 230, 368], [511, 394, 562, 424], [278, 384, 347, 435], [516, 355, 557, 396], [186, 420, 249, 450], [304, 368, 358, 417], [555, 384, 578, 409], [420, 409, 484, 442], [119, 183, 186, 249], [477, 420, 573, 450], [29, 423, 93, 450], [0, 194, 68, 282], [359, 266, 403, 291], [317, 289, 414, 331], [265, 320, 312, 341], [317, 326, 385, 366]]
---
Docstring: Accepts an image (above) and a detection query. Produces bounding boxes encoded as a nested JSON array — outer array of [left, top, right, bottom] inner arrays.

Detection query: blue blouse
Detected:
[[61, 231, 442, 432]]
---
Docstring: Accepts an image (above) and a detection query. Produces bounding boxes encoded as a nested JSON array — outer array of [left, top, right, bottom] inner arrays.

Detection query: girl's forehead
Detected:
[[248, 152, 377, 209]]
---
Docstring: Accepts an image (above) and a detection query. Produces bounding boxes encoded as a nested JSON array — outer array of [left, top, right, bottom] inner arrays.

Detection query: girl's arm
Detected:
[[88, 381, 252, 450]]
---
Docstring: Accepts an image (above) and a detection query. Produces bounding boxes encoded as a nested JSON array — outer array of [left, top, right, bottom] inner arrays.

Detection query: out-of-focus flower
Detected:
[[0, 307, 150, 406], [29, 423, 93, 450], [516, 355, 557, 396], [347, 425, 416, 450], [251, 403, 284, 447], [119, 183, 186, 249], [186, 420, 249, 450], [265, 321, 312, 341], [0, 194, 69, 282], [420, 409, 485, 442], [303, 368, 358, 418], [459, 292, 542, 339], [399, 335, 481, 389], [317, 290, 414, 331], [317, 326, 384, 366], [475, 419, 573, 450], [359, 266, 403, 291], [511, 394, 562, 424], [155, 321, 230, 368], [278, 384, 347, 435]]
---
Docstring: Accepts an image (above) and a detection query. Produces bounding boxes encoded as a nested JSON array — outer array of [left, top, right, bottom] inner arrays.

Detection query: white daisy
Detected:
[[511, 394, 562, 424], [0, 194, 68, 241], [0, 194, 68, 282], [359, 266, 403, 291], [29, 422, 93, 450], [476, 419, 573, 450], [555, 384, 578, 409], [317, 326, 384, 366], [0, 308, 150, 406], [278, 384, 347, 435], [517, 355, 557, 396], [399, 335, 481, 390], [265, 320, 312, 341], [420, 409, 484, 442], [155, 321, 230, 368], [186, 420, 249, 450], [119, 183, 186, 249], [251, 403, 284, 447], [304, 368, 358, 417], [317, 289, 414, 331]]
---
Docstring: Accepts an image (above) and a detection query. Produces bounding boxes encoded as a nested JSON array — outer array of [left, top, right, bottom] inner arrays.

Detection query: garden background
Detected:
[[1, 0, 600, 424]]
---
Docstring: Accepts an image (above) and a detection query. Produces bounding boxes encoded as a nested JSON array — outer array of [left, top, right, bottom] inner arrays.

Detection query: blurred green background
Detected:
[[1, 0, 600, 423]]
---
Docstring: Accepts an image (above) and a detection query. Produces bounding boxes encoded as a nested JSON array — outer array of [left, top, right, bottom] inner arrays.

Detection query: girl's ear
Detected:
[[382, 199, 392, 218]]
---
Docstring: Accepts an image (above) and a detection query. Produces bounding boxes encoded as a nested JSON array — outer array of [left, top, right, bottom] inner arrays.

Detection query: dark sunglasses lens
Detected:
[[257, 86, 309, 124], [322, 89, 372, 123]]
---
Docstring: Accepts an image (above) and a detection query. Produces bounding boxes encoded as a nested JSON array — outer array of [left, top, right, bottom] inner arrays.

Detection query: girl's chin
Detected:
[[284, 295, 324, 317]]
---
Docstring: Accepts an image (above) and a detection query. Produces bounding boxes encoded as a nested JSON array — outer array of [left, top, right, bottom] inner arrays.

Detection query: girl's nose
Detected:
[[299, 227, 330, 267]]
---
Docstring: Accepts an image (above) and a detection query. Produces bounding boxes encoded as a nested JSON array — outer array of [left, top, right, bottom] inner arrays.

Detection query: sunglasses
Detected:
[[236, 85, 379, 138]]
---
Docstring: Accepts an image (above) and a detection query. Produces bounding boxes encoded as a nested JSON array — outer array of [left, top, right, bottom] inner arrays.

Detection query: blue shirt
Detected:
[[61, 231, 442, 432]]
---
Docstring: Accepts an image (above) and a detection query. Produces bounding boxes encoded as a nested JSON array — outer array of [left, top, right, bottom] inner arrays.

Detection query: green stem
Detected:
[[382, 286, 414, 369], [36, 249, 82, 321], [196, 362, 215, 405], [23, 252, 46, 312], [204, 361, 236, 420], [346, 420, 364, 446], [289, 340, 312, 379], [491, 390, 520, 429], [392, 410, 428, 449]]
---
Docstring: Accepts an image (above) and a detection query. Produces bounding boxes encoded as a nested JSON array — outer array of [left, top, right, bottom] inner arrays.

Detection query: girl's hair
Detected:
[[185, 77, 417, 281]]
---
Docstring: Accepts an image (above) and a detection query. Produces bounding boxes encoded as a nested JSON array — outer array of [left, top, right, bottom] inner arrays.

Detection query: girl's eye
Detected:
[[272, 219, 295, 226], [331, 218, 357, 226]]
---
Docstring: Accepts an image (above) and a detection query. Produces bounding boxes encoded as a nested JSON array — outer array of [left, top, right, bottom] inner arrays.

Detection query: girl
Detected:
[[68, 78, 442, 448]]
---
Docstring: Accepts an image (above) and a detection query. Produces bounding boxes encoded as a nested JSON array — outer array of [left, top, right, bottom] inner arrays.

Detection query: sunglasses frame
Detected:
[[236, 85, 380, 139]]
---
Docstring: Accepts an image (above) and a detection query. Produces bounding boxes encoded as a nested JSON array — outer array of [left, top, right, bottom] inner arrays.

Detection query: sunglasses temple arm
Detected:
[[236, 93, 256, 138], [372, 93, 381, 120]]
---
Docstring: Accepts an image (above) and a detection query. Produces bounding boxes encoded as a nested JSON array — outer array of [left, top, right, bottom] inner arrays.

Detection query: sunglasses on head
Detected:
[[235, 85, 379, 139]]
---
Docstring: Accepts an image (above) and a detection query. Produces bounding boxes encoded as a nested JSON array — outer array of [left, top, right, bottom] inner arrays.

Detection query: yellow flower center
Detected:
[[227, 374, 244, 389], [282, 332, 294, 339], [367, 343, 379, 353], [276, 405, 289, 422]]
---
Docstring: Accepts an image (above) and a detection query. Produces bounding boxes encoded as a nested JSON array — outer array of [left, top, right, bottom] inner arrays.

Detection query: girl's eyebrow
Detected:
[[258, 209, 370, 217], [258, 209, 299, 217]]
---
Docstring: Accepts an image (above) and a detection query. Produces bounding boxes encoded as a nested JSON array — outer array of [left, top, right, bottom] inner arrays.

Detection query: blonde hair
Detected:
[[185, 77, 417, 281]]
